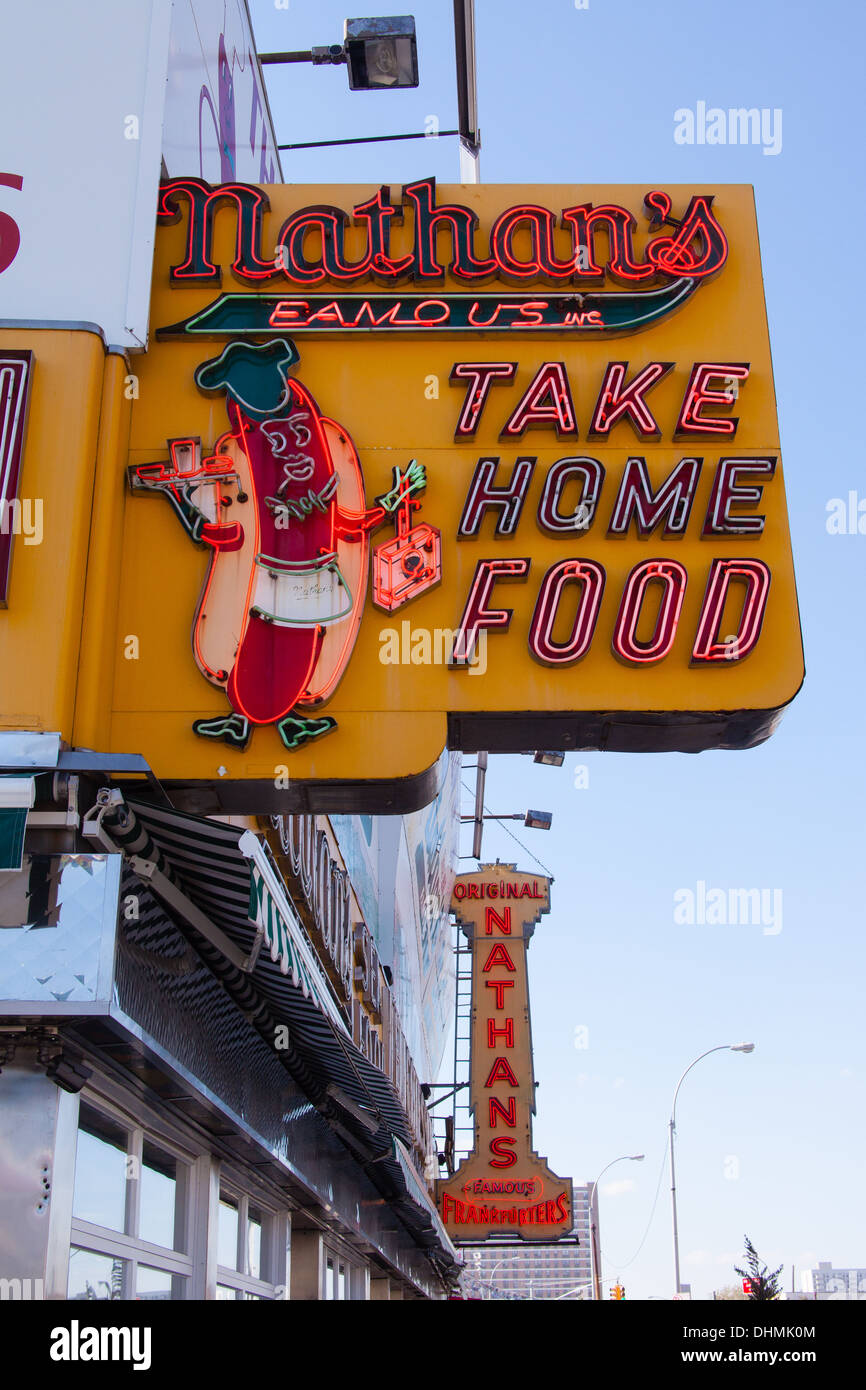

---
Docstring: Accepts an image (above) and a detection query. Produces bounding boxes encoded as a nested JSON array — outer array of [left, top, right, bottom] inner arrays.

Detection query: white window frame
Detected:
[[69, 1098, 196, 1300], [215, 1180, 287, 1301], [322, 1243, 366, 1300]]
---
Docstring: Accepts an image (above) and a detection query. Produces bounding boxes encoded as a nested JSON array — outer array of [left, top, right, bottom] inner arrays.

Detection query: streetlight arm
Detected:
[[670, 1045, 731, 1131], [669, 1042, 754, 1295], [588, 1157, 621, 1211], [589, 1153, 644, 1301]]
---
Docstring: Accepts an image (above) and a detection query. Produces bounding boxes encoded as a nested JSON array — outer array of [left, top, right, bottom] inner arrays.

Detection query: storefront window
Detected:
[[72, 1108, 128, 1233], [324, 1253, 351, 1300], [247, 1208, 262, 1281], [218, 1197, 240, 1269], [68, 1248, 125, 1300], [70, 1102, 193, 1301], [67, 1102, 289, 1300], [136, 1265, 177, 1301], [217, 1185, 285, 1300], [139, 1142, 178, 1251]]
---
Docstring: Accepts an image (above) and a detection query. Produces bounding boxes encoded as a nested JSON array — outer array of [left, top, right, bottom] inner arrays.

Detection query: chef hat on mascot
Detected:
[[195, 338, 300, 420]]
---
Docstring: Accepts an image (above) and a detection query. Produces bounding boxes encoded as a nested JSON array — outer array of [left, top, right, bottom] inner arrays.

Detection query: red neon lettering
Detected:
[[537, 456, 605, 534], [485, 980, 515, 1009], [457, 457, 536, 537], [449, 361, 514, 425], [703, 458, 776, 536], [564, 309, 603, 327], [268, 300, 311, 327], [159, 179, 276, 282], [608, 457, 701, 537], [403, 177, 496, 281], [646, 194, 729, 280], [482, 943, 517, 973], [613, 560, 688, 665], [529, 559, 606, 666], [489, 1137, 518, 1168], [451, 557, 530, 666], [306, 300, 345, 324], [485, 1057, 520, 1087], [513, 301, 549, 326], [412, 299, 450, 324], [352, 187, 412, 282], [677, 363, 750, 436], [350, 300, 405, 327], [485, 905, 512, 935], [562, 203, 654, 284], [160, 179, 729, 290], [501, 362, 578, 438], [275, 207, 382, 285], [490, 205, 576, 281], [487, 1018, 515, 1048], [691, 559, 771, 663], [589, 361, 674, 438]]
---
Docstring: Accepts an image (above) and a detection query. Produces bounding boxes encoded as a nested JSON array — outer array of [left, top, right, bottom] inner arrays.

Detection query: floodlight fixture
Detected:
[[345, 17, 419, 90], [260, 16, 419, 93]]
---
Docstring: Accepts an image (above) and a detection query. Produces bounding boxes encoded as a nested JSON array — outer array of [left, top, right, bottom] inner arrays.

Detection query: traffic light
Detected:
[[608, 1283, 626, 1300]]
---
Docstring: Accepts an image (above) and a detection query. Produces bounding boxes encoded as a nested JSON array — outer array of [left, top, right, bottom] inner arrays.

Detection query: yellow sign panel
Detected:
[[108, 180, 801, 810], [436, 865, 572, 1242]]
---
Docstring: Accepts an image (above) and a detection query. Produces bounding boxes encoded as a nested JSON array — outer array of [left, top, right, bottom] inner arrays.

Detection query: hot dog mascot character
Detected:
[[130, 337, 438, 751]]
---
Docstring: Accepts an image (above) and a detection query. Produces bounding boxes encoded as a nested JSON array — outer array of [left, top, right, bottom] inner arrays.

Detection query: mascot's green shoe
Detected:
[[276, 714, 337, 750], [192, 713, 252, 750]]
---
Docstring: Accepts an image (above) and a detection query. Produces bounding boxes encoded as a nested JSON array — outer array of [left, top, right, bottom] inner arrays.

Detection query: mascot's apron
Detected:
[[251, 550, 353, 626]]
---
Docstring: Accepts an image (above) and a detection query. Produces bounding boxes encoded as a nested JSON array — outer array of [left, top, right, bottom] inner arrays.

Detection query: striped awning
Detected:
[[0, 776, 34, 871], [123, 799, 413, 1148]]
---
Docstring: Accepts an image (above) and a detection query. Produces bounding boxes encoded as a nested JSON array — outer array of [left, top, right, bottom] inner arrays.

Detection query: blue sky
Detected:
[[251, 0, 865, 1298]]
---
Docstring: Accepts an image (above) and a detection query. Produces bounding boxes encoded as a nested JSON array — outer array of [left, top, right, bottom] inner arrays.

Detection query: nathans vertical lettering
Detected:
[[437, 863, 573, 1241]]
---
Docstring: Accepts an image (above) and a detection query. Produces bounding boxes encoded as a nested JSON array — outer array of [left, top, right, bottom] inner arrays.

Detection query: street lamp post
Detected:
[[474, 1252, 524, 1300], [669, 1042, 755, 1296], [589, 1154, 645, 1301]]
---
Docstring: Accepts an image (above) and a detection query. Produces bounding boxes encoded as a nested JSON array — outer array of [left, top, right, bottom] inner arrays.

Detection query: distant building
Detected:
[[803, 1263, 866, 1300], [460, 1183, 598, 1300]]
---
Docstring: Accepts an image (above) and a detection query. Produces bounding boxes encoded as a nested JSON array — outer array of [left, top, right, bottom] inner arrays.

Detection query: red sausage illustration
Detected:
[[129, 338, 437, 751]]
